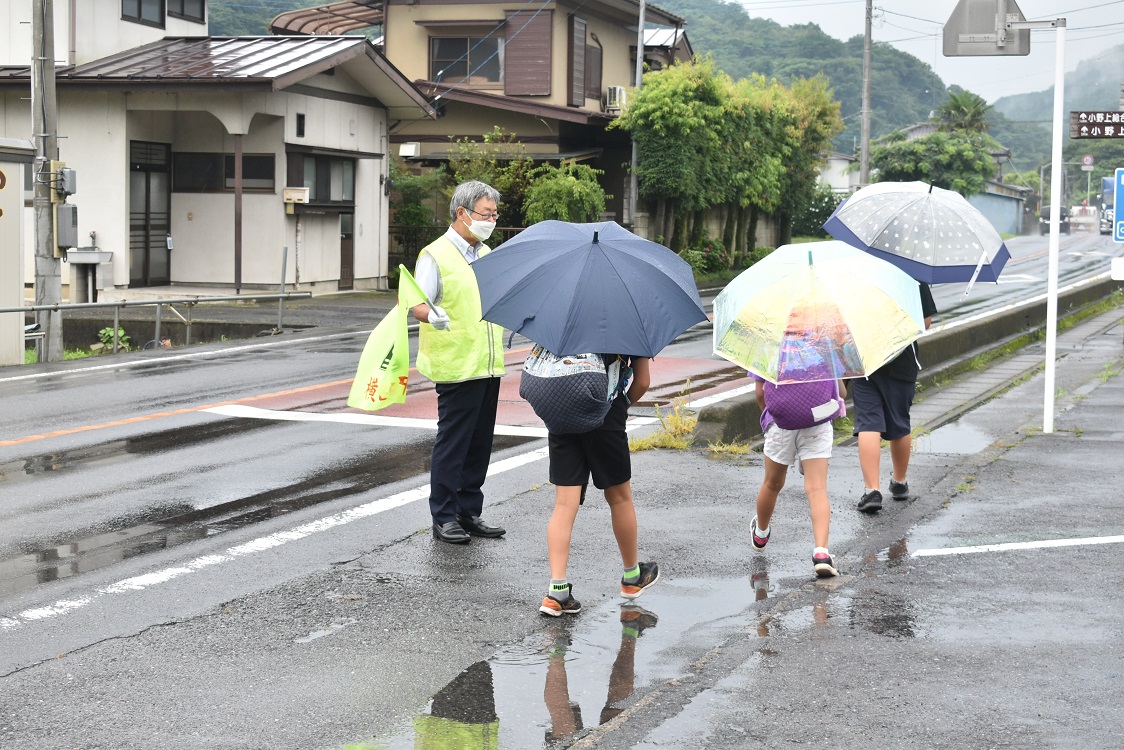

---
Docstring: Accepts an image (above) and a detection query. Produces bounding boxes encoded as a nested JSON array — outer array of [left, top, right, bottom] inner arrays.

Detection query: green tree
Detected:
[[447, 126, 535, 226], [934, 89, 992, 133], [389, 158, 447, 227], [522, 162, 610, 223], [772, 75, 843, 246], [610, 57, 729, 250], [870, 130, 1002, 196]]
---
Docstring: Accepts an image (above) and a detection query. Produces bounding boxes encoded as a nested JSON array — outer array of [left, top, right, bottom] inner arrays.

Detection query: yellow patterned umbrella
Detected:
[[712, 241, 926, 384]]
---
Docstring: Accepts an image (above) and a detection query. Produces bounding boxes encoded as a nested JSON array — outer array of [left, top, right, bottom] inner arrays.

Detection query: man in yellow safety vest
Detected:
[[411, 181, 507, 544]]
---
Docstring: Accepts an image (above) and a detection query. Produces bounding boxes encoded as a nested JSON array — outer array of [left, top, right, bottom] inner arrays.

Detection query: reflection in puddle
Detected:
[[352, 606, 660, 749], [914, 421, 994, 455], [0, 429, 532, 597]]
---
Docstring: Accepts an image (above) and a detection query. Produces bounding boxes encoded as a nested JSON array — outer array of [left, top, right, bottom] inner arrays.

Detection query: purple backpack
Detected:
[[762, 379, 844, 430]]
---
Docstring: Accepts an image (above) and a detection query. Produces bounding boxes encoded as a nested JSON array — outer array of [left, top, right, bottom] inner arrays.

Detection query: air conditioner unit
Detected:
[[604, 86, 626, 113], [283, 187, 310, 204]]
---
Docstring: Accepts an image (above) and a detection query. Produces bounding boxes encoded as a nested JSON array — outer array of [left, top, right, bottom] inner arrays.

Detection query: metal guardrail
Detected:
[[3, 292, 312, 358]]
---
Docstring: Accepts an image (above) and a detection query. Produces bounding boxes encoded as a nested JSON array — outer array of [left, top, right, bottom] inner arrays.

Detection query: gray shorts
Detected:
[[850, 374, 915, 441]]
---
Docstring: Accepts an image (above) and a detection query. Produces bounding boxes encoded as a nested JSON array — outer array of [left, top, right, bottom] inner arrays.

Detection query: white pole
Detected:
[[628, 0, 646, 227], [1042, 20, 1066, 433]]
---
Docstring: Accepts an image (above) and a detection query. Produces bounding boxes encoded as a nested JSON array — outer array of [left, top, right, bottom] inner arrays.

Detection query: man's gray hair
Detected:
[[449, 180, 501, 220]]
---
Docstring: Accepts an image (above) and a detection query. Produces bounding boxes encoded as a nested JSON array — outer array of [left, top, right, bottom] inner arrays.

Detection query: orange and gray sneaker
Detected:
[[621, 562, 660, 599], [540, 583, 582, 617]]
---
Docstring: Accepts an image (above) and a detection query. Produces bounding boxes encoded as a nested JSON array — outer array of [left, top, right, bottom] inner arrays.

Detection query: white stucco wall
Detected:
[[2, 0, 207, 67], [0, 152, 30, 365], [2, 64, 402, 291]]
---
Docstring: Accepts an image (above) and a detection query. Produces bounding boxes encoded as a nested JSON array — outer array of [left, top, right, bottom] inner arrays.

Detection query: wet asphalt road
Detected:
[[0, 231, 1122, 748]]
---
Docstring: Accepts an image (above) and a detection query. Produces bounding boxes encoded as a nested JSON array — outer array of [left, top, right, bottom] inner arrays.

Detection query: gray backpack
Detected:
[[519, 346, 622, 434]]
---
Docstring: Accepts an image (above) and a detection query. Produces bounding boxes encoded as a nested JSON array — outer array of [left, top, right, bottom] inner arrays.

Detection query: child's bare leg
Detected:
[[801, 457, 831, 549], [857, 431, 882, 489], [547, 485, 584, 580], [755, 457, 788, 530], [604, 481, 638, 570], [889, 434, 912, 483]]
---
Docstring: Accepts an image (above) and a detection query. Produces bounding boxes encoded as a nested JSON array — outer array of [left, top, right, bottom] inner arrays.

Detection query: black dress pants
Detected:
[[429, 376, 501, 524]]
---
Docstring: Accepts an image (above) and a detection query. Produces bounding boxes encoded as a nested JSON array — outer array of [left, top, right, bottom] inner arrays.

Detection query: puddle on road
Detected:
[[913, 420, 995, 455], [344, 572, 897, 750], [0, 419, 275, 479], [0, 431, 532, 598]]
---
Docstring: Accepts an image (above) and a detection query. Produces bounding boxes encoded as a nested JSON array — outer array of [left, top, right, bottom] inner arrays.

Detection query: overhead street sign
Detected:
[[1069, 111, 1124, 139], [943, 0, 1031, 56]]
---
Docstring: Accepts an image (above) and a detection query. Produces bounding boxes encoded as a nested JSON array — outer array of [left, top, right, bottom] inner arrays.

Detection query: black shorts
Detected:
[[850, 374, 915, 441], [548, 397, 631, 489]]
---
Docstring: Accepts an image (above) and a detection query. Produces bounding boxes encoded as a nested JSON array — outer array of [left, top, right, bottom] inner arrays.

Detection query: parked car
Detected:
[[1039, 206, 1070, 235]]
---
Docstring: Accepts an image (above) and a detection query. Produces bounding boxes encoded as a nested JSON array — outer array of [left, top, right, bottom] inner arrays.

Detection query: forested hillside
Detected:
[[209, 0, 325, 36], [656, 0, 946, 155], [207, 0, 1118, 178]]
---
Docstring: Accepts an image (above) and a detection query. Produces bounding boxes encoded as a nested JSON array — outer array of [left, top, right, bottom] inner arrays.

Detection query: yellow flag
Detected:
[[347, 265, 429, 411]]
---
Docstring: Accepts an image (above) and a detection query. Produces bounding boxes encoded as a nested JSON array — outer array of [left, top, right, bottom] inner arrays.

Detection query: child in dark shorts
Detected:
[[851, 282, 937, 513], [540, 356, 660, 616]]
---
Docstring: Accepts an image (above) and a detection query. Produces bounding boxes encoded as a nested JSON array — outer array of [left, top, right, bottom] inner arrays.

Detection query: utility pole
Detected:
[[628, 0, 645, 228], [858, 0, 872, 186], [32, 0, 62, 361]]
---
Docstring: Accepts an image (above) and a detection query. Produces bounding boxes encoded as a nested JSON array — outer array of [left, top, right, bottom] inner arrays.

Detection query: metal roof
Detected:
[[269, 0, 682, 37], [418, 80, 611, 126], [0, 37, 435, 118], [271, 0, 384, 36]]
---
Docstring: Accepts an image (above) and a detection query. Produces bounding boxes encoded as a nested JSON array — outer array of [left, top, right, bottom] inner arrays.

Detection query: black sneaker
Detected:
[[857, 489, 883, 514], [813, 550, 839, 578], [889, 479, 909, 501], [621, 562, 660, 600], [540, 584, 581, 617]]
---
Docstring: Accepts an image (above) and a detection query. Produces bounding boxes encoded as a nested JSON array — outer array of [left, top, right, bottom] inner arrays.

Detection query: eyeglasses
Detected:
[[467, 208, 500, 222]]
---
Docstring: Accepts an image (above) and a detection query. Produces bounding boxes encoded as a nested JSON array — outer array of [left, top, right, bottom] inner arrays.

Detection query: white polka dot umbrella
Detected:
[[823, 181, 1010, 285]]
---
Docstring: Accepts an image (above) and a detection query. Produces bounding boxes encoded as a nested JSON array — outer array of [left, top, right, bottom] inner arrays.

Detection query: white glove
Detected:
[[427, 304, 450, 330]]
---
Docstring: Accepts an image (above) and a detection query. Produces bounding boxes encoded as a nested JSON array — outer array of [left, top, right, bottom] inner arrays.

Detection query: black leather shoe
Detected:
[[456, 515, 506, 538], [432, 521, 470, 544]]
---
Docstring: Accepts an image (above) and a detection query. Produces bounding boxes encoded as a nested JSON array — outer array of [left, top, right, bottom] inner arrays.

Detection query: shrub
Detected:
[[522, 162, 610, 224], [792, 183, 845, 238], [682, 237, 728, 275], [98, 326, 130, 348]]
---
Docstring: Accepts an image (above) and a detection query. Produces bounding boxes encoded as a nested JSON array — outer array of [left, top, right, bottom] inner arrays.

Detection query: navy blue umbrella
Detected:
[[471, 220, 707, 357]]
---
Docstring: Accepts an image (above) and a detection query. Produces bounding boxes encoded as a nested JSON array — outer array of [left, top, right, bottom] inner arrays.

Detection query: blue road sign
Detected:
[[1116, 169, 1124, 243]]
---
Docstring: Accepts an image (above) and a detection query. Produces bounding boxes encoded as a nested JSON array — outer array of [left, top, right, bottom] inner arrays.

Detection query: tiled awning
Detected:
[[270, 0, 384, 36]]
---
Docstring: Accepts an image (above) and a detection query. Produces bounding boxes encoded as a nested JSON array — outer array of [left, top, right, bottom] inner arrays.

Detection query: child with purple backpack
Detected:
[[750, 375, 847, 577]]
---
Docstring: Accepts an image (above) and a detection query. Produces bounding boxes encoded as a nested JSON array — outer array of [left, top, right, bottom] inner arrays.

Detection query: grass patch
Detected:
[[706, 440, 751, 455], [24, 348, 92, 364], [629, 392, 697, 452]]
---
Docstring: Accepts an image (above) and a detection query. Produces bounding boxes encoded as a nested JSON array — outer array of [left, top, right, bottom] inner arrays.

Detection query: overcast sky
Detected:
[[731, 0, 1124, 102]]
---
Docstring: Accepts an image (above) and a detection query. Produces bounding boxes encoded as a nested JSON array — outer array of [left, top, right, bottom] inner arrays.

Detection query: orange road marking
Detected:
[[1, 345, 538, 448]]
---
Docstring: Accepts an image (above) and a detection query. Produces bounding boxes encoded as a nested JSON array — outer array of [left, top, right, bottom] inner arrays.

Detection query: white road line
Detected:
[[929, 270, 1111, 334], [204, 404, 549, 438], [0, 329, 367, 384], [1, 383, 746, 629], [911, 534, 1124, 558]]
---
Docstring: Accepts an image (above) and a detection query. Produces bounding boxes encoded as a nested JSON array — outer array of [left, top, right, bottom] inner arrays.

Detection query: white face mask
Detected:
[[461, 211, 496, 241]]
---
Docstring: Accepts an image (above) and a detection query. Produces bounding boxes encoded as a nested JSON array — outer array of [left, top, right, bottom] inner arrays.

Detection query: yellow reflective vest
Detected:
[[416, 236, 505, 383]]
